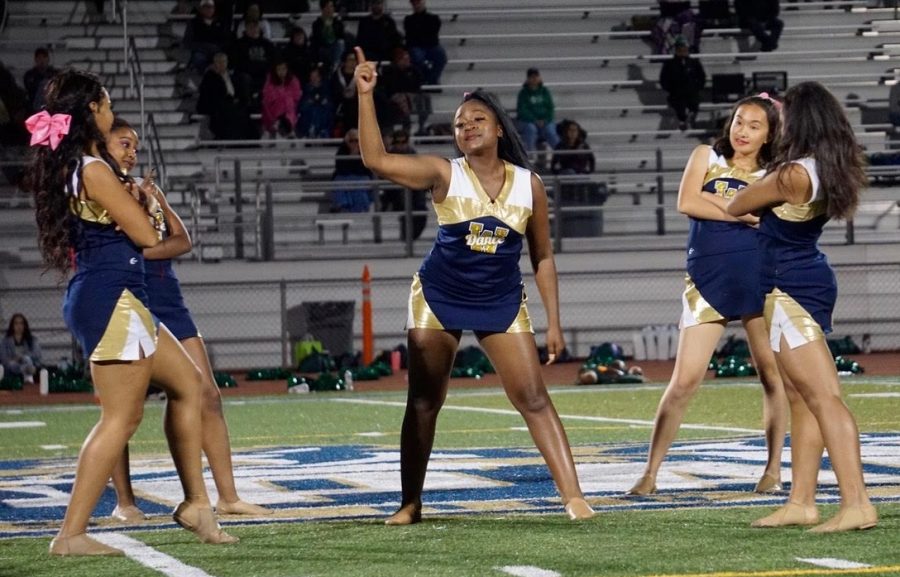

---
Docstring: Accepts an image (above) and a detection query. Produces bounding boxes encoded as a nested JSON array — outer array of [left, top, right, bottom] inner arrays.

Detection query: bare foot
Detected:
[[385, 503, 422, 526]]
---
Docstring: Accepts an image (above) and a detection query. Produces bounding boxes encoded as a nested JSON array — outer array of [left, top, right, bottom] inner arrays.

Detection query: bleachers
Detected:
[[2, 0, 900, 262]]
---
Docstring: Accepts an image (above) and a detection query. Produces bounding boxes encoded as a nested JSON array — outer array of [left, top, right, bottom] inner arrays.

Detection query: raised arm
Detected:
[[727, 163, 811, 217], [354, 47, 449, 196], [82, 161, 160, 248], [525, 173, 565, 363], [142, 182, 193, 260]]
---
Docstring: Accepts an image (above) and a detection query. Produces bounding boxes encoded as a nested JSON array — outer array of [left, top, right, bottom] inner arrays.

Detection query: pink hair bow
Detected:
[[25, 111, 72, 150], [757, 92, 783, 111]]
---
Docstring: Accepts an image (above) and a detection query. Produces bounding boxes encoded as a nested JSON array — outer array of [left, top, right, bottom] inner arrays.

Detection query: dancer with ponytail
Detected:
[[354, 47, 593, 525]]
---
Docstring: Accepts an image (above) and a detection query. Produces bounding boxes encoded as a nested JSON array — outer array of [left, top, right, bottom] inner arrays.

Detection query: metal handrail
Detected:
[[124, 35, 169, 193]]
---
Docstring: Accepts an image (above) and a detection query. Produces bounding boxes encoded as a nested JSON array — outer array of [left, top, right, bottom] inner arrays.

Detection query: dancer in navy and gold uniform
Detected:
[[728, 81, 876, 532], [628, 95, 788, 496], [354, 47, 593, 524], [104, 119, 271, 524], [24, 70, 236, 556]]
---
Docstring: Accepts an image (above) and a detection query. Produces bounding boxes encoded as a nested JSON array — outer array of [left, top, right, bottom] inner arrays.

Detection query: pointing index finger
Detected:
[[354, 46, 367, 65]]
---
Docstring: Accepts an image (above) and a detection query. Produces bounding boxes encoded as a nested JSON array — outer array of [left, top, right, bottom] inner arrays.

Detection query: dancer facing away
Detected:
[[727, 81, 877, 532], [24, 69, 237, 556], [353, 47, 594, 524], [628, 94, 788, 496], [104, 118, 271, 523]]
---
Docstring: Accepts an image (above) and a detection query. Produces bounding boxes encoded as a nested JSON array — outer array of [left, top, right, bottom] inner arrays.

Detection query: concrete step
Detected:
[[68, 59, 179, 75]]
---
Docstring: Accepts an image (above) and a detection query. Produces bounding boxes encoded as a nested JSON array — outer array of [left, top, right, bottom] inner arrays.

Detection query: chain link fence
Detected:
[[2, 262, 898, 372]]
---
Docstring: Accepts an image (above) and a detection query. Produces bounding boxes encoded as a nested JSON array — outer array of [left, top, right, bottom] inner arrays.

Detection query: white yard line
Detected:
[[497, 567, 561, 577], [332, 398, 761, 434], [0, 421, 45, 429], [849, 392, 900, 398], [92, 533, 219, 577], [796, 557, 873, 570]]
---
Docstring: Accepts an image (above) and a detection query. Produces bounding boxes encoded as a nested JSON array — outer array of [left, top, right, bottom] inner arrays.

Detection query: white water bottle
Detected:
[[343, 369, 354, 392], [632, 330, 647, 361], [39, 368, 50, 395]]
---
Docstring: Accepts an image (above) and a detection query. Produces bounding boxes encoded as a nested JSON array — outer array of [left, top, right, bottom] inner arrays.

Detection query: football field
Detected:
[[1, 377, 899, 577]]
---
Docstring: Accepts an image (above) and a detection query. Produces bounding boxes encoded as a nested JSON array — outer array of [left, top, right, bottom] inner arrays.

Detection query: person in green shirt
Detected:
[[516, 68, 560, 154]]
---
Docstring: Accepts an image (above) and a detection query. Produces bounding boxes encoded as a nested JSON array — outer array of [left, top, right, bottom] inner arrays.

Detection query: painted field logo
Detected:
[[1, 434, 898, 536]]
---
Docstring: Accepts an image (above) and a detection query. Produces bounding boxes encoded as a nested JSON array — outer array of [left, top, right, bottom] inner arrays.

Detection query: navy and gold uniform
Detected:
[[408, 157, 533, 333], [62, 156, 157, 361], [138, 177, 200, 341], [759, 158, 833, 351], [681, 148, 765, 328]]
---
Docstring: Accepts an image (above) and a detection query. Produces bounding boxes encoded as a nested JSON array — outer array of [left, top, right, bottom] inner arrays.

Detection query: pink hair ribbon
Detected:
[[757, 92, 783, 111], [25, 111, 72, 150]]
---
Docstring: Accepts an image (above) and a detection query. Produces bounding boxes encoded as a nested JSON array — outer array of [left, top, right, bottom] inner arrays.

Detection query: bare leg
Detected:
[[180, 337, 270, 515], [51, 358, 152, 555], [628, 321, 725, 494], [479, 331, 592, 519], [385, 328, 459, 525], [150, 326, 237, 543], [109, 444, 147, 522], [752, 366, 821, 527], [742, 314, 788, 491], [774, 338, 876, 532]]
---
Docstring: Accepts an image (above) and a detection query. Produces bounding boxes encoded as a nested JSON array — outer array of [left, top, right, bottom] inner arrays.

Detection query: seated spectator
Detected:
[[381, 129, 428, 241], [652, 0, 702, 54], [283, 26, 313, 84], [1, 314, 42, 385], [379, 46, 430, 135], [551, 119, 605, 205], [183, 0, 233, 75], [551, 119, 595, 176], [404, 0, 446, 86], [659, 36, 706, 130], [331, 49, 359, 134], [23, 47, 57, 112], [735, 0, 783, 52], [297, 65, 335, 138], [230, 18, 276, 108], [261, 60, 302, 138], [516, 67, 560, 155], [236, 3, 272, 40], [330, 129, 374, 212], [356, 0, 403, 64], [197, 52, 260, 140], [311, 0, 346, 74]]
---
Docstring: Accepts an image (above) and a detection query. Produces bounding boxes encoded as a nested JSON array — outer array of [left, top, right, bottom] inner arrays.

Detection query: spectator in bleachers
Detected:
[[197, 52, 260, 140], [236, 3, 273, 40], [297, 65, 336, 138], [659, 36, 706, 130], [516, 67, 560, 155], [379, 46, 431, 135], [261, 60, 302, 138], [404, 0, 446, 86], [889, 81, 900, 130], [551, 119, 596, 177], [229, 18, 277, 108], [23, 47, 58, 112], [283, 26, 313, 84], [735, 0, 783, 52], [1, 313, 42, 385], [331, 49, 360, 134], [311, 0, 346, 74], [652, 0, 702, 54], [356, 0, 403, 64], [330, 128, 375, 212], [183, 0, 234, 75], [381, 128, 428, 241]]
